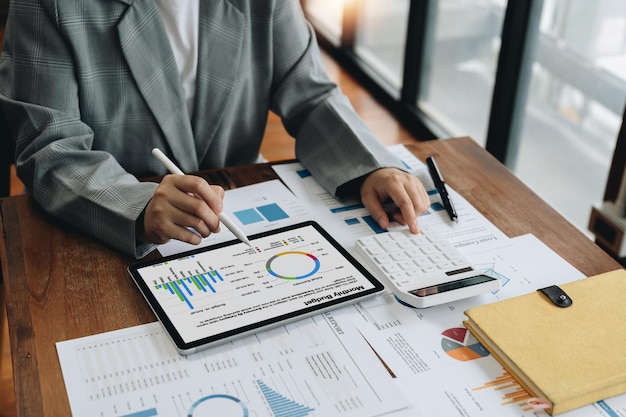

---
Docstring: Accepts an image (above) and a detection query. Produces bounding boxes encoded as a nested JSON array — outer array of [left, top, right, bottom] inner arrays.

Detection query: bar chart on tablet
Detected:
[[137, 223, 380, 344]]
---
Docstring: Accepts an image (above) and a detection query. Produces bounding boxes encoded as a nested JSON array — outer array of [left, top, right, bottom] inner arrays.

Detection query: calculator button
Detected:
[[382, 264, 400, 273], [420, 246, 437, 255], [374, 255, 393, 264], [366, 246, 386, 255], [421, 265, 437, 274], [358, 236, 377, 246], [374, 235, 395, 246], [390, 252, 409, 261]]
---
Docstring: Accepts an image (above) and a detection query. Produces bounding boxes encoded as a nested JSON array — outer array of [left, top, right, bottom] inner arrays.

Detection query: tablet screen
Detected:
[[128, 221, 383, 354]]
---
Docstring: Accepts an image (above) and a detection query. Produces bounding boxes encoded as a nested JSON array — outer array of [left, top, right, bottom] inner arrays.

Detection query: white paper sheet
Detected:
[[271, 145, 509, 258], [57, 145, 626, 417], [332, 233, 626, 417], [57, 310, 411, 417], [158, 179, 313, 257]]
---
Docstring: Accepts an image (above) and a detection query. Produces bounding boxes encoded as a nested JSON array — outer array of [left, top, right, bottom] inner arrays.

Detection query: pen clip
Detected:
[[426, 156, 444, 185], [426, 156, 458, 222]]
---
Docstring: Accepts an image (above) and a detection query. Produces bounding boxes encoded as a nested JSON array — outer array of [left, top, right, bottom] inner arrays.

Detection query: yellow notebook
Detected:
[[464, 269, 626, 415]]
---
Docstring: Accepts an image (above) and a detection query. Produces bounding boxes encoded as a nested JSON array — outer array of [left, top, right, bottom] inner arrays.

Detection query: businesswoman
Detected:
[[0, 0, 429, 258]]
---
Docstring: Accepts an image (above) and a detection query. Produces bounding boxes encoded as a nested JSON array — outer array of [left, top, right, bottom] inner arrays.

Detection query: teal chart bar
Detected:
[[122, 409, 158, 417], [234, 203, 289, 225], [155, 269, 224, 310]]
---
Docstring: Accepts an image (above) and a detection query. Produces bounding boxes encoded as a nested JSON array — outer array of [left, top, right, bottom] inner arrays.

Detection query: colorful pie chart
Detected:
[[441, 327, 489, 361], [266, 251, 320, 280]]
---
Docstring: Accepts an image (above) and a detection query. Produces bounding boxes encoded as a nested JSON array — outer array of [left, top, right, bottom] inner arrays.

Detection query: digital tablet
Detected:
[[128, 221, 384, 355]]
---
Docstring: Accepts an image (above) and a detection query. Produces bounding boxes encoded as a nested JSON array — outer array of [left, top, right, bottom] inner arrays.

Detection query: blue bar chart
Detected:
[[154, 267, 224, 310], [233, 203, 289, 225], [257, 380, 315, 417], [122, 409, 158, 417]]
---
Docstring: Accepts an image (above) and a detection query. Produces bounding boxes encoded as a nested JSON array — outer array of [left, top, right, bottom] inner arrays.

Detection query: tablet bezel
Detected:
[[128, 220, 384, 355]]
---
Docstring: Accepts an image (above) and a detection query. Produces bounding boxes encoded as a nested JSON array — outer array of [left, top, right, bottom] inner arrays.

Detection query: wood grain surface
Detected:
[[0, 137, 622, 417]]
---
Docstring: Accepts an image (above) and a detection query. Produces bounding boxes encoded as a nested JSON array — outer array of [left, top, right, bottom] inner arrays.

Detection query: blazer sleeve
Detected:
[[0, 0, 158, 258], [268, 0, 405, 198]]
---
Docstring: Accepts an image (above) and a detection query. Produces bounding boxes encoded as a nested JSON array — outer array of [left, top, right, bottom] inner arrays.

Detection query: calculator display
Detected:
[[410, 275, 497, 297]]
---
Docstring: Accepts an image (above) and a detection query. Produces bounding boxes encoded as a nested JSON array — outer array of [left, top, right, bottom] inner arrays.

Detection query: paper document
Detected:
[[272, 145, 509, 257], [158, 179, 311, 256], [57, 311, 410, 417], [57, 144, 626, 417], [334, 234, 626, 417]]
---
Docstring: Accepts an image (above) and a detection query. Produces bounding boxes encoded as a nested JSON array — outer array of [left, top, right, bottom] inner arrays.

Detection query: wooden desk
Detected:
[[1, 137, 621, 417]]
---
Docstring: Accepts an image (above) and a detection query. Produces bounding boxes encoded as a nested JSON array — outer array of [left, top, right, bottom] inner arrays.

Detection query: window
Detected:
[[304, 0, 626, 236], [302, 0, 343, 46], [513, 0, 626, 234], [354, 0, 410, 90], [418, 0, 506, 145]]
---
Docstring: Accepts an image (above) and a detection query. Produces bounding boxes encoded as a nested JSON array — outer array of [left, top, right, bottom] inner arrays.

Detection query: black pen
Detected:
[[426, 156, 458, 222]]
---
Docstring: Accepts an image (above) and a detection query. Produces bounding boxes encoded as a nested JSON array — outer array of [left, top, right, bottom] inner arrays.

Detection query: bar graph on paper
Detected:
[[68, 323, 317, 417], [233, 202, 290, 225], [473, 371, 534, 412], [117, 381, 315, 417], [257, 379, 315, 416], [292, 169, 449, 236]]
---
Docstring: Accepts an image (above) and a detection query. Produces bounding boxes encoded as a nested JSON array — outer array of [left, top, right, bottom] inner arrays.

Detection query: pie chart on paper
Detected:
[[441, 327, 490, 361]]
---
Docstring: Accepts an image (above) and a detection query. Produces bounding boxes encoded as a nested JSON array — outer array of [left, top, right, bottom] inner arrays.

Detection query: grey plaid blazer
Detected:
[[0, 0, 403, 257]]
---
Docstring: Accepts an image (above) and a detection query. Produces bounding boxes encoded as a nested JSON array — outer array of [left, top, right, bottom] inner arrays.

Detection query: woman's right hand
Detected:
[[137, 174, 226, 244]]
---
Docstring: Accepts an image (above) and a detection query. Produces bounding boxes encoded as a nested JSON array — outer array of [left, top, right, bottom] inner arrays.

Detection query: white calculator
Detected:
[[354, 226, 501, 308]]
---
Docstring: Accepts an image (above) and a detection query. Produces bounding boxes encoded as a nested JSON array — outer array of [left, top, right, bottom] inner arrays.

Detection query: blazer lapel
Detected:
[[116, 0, 198, 172], [192, 0, 244, 162]]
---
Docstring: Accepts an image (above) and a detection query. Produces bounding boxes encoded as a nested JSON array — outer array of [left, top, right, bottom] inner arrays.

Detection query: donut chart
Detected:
[[187, 394, 248, 417], [265, 251, 320, 280]]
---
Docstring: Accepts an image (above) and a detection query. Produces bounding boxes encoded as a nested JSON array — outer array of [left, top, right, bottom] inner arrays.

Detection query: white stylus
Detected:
[[152, 148, 252, 247]]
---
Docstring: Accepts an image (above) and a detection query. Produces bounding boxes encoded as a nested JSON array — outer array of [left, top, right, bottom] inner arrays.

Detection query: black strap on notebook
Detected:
[[538, 285, 573, 308]]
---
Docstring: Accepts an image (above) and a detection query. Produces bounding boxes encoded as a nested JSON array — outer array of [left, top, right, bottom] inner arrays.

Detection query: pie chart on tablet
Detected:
[[265, 251, 320, 280]]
